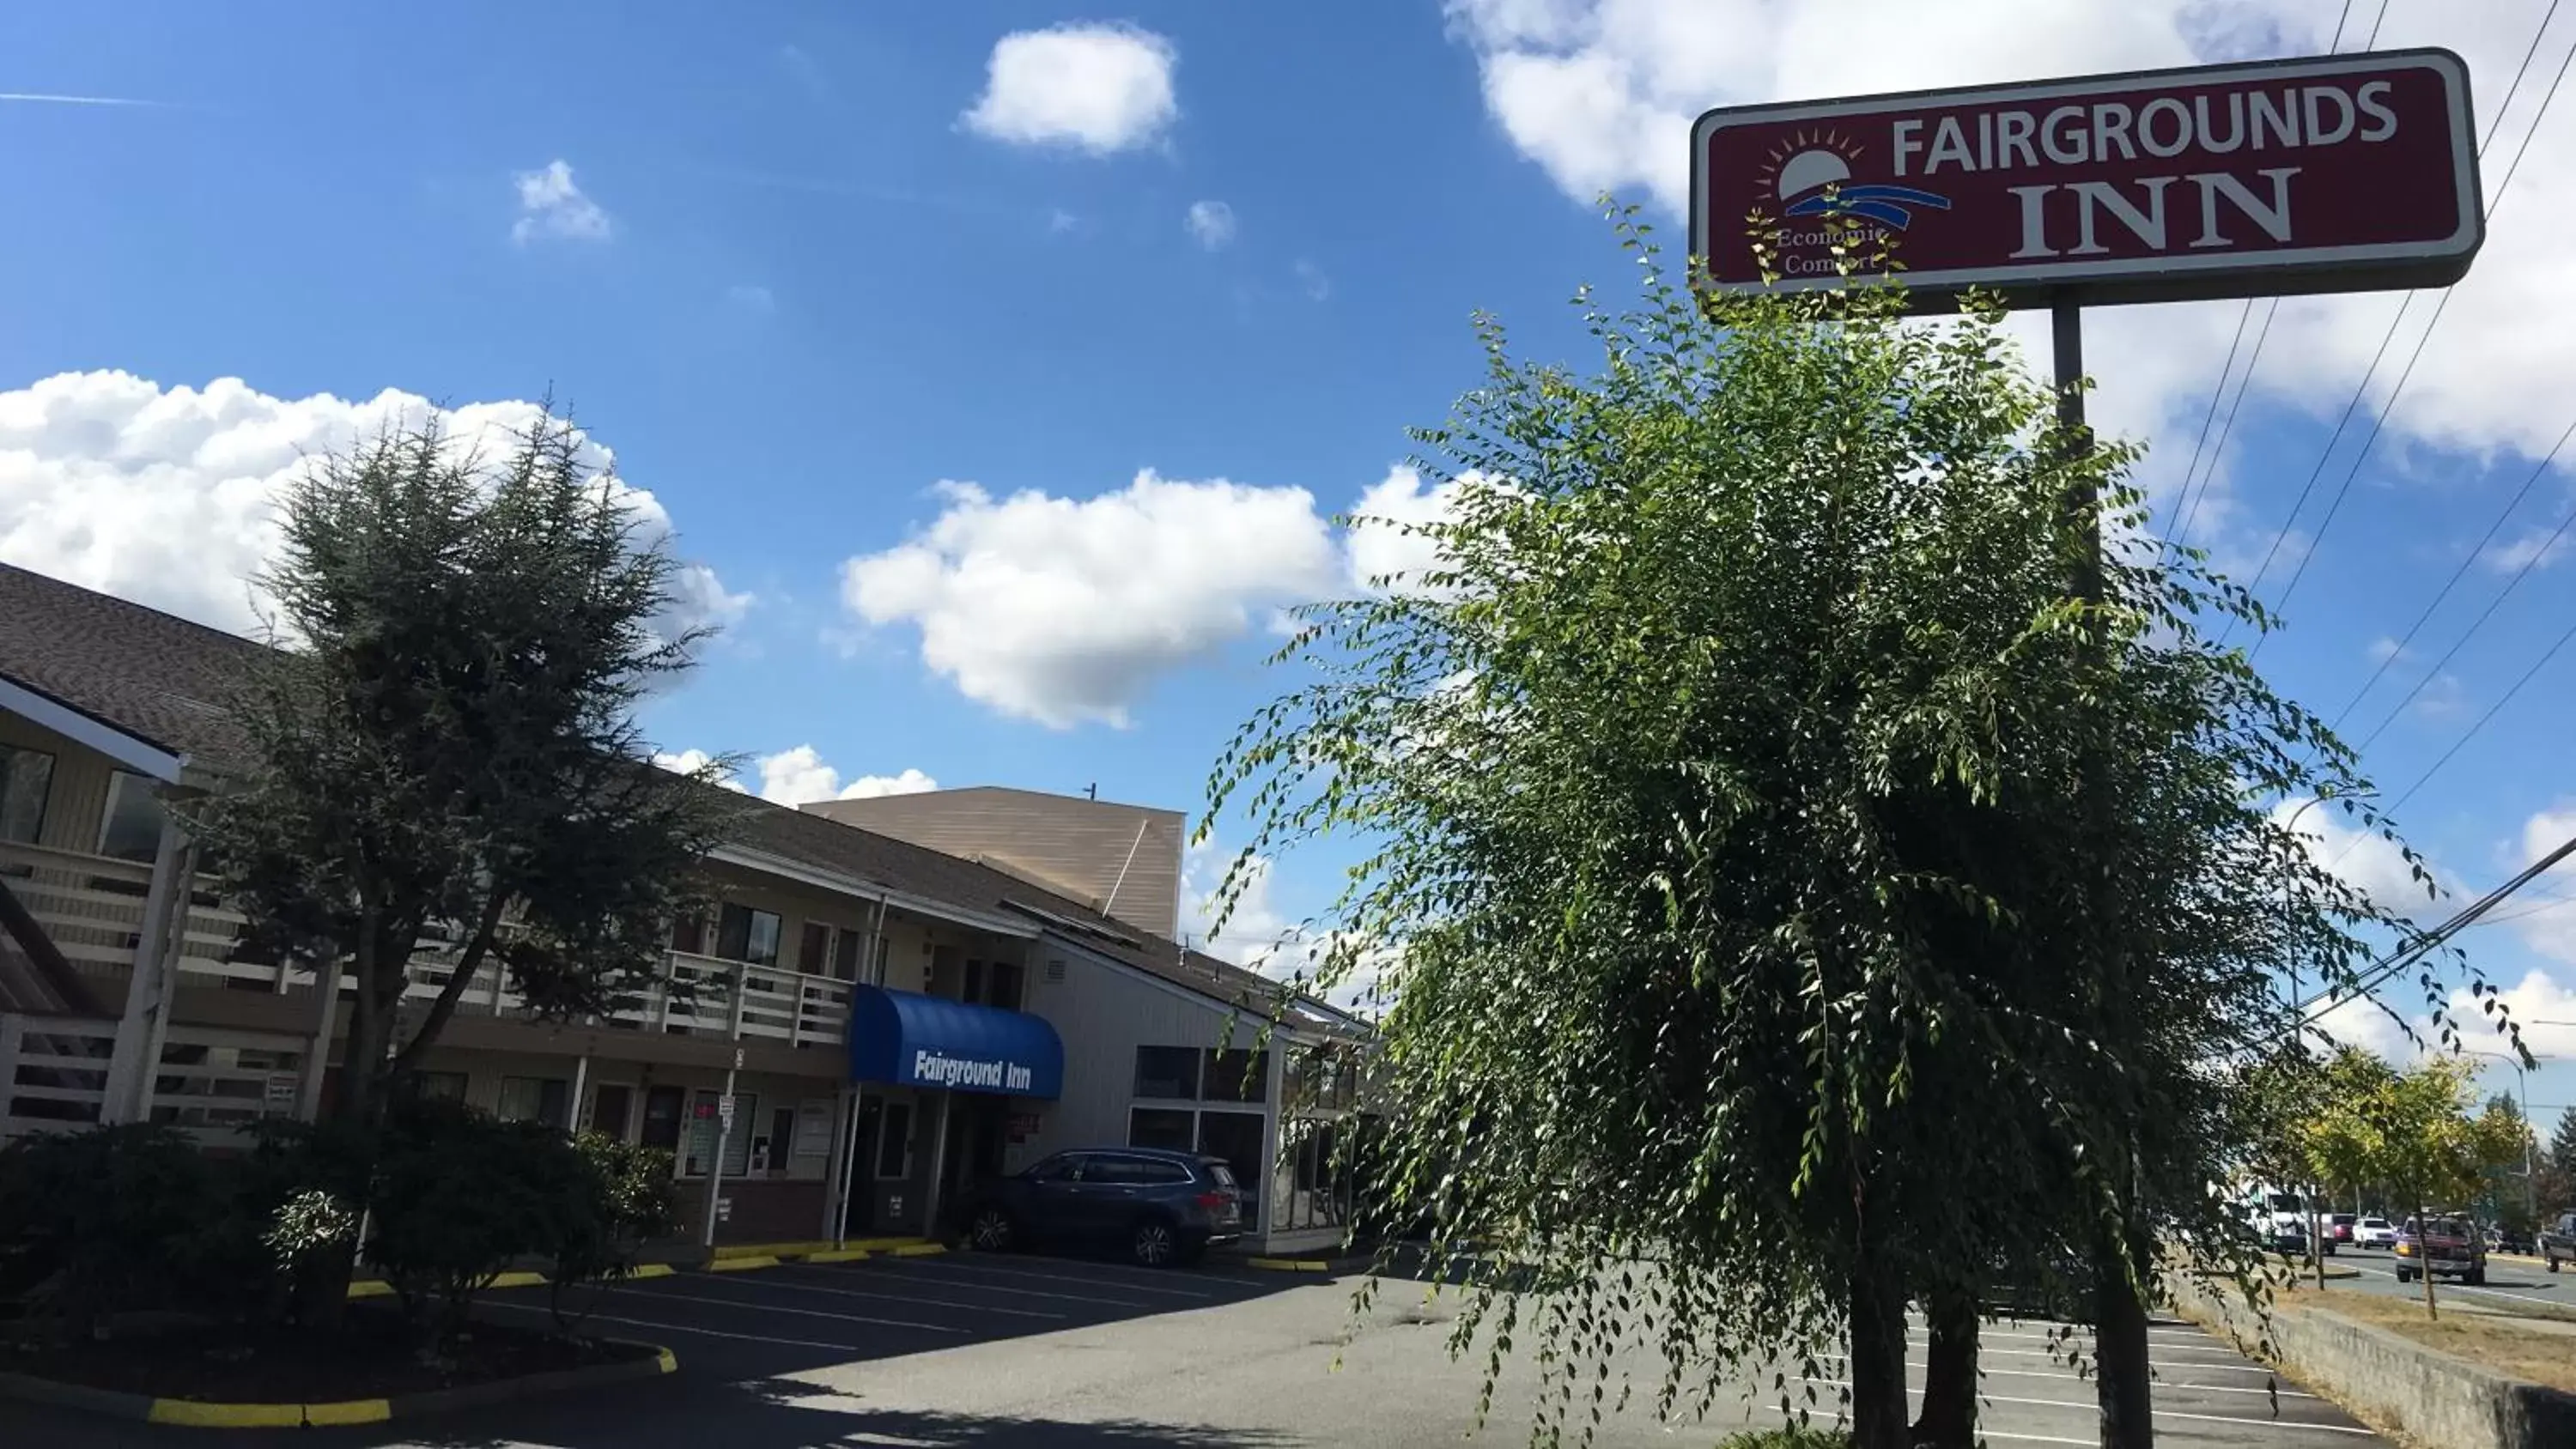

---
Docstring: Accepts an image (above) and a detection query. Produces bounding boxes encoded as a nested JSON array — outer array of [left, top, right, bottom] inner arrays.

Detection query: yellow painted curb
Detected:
[[1244, 1257, 1331, 1272], [346, 1280, 394, 1299], [887, 1242, 947, 1258], [149, 1397, 392, 1428], [654, 1347, 679, 1374], [706, 1255, 780, 1271], [801, 1248, 872, 1264], [713, 1240, 830, 1260], [840, 1236, 934, 1252], [487, 1270, 548, 1289], [626, 1263, 676, 1279]]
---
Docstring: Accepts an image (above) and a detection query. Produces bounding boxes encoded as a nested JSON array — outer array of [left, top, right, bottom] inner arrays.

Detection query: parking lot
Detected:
[[8, 1250, 2387, 1447]]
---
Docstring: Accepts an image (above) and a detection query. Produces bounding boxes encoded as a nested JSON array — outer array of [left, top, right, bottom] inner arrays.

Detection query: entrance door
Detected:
[[638, 1084, 685, 1152], [841, 1097, 882, 1236], [588, 1082, 635, 1143]]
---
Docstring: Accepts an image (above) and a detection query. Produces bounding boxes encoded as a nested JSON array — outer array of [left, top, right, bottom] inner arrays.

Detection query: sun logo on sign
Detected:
[[1757, 128, 1952, 230]]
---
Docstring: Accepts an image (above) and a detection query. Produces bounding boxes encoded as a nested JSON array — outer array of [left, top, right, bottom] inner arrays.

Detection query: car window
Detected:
[[1119, 1156, 1191, 1185], [1026, 1155, 1085, 1183], [1205, 1161, 1238, 1187]]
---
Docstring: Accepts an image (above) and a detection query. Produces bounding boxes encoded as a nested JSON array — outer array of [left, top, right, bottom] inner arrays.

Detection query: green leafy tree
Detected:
[[2304, 1057, 2524, 1317], [181, 411, 739, 1129], [1206, 216, 2440, 1449]]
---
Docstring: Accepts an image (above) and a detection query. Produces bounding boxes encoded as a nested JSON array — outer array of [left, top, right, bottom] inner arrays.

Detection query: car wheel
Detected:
[[1131, 1219, 1179, 1268], [2467, 1267, 2486, 1286], [2549, 1256, 2561, 1274], [2396, 1267, 2414, 1282], [968, 1207, 1015, 1253]]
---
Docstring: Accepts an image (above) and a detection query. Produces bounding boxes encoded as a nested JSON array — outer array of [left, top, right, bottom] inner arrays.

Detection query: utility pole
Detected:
[[2461, 1047, 2543, 1230]]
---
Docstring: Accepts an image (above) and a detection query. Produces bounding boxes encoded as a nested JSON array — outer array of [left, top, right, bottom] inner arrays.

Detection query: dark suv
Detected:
[[963, 1148, 1245, 1267]]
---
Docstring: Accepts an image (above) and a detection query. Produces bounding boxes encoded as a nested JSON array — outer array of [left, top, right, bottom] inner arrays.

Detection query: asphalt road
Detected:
[[3, 1251, 2385, 1447], [2318, 1244, 2573, 1319]]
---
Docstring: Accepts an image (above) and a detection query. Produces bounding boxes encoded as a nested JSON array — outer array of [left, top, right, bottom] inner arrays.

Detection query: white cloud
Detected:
[[0, 371, 745, 640], [1442, 2, 2576, 556], [2280, 797, 2448, 920], [961, 23, 1178, 155], [652, 749, 750, 793], [1293, 258, 1332, 301], [840, 471, 1341, 727], [1347, 465, 1470, 596], [2482, 523, 2574, 573], [653, 746, 936, 806], [1184, 199, 1236, 250], [752, 745, 939, 805], [726, 283, 775, 312], [511, 160, 611, 245]]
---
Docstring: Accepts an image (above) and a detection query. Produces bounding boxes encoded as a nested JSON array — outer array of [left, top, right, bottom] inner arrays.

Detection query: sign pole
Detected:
[[700, 1046, 743, 1250]]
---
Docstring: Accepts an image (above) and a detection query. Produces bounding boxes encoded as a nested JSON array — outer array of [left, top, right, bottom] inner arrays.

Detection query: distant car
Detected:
[[2394, 1215, 2487, 1285], [2542, 1211, 2576, 1273], [2327, 1213, 2357, 1244], [963, 1148, 1244, 1268], [2354, 1216, 2399, 1249]]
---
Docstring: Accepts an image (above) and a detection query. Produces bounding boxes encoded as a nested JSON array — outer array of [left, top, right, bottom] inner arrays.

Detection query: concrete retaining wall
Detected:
[[2167, 1276, 2576, 1449]]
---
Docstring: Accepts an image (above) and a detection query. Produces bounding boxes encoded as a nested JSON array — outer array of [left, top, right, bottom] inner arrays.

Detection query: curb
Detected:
[[705, 1256, 780, 1272], [886, 1243, 947, 1258], [0, 1340, 675, 1430], [1242, 1256, 1333, 1273], [347, 1268, 550, 1299]]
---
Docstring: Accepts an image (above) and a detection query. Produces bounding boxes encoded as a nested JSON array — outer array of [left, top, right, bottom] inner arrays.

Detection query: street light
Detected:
[[2282, 791, 2360, 1285], [2457, 1046, 2546, 1228]]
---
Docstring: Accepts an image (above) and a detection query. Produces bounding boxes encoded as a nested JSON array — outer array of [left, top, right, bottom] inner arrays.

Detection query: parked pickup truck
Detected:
[[2543, 1211, 2576, 1273]]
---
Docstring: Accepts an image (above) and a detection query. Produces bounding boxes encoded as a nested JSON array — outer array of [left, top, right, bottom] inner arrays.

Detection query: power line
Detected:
[[2172, 304, 2278, 552], [2304, 827, 2576, 1022], [2379, 610, 2576, 817], [2164, 3, 2378, 555], [2343, 417, 2576, 749], [2160, 300, 2255, 554], [2241, 3, 2576, 639]]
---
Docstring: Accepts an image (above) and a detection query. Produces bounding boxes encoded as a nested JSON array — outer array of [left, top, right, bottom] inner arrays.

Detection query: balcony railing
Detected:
[[0, 840, 854, 1050]]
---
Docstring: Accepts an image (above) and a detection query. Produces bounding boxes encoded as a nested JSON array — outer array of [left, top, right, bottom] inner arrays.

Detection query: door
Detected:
[[588, 1083, 634, 1143], [842, 1099, 882, 1235], [638, 1084, 686, 1152]]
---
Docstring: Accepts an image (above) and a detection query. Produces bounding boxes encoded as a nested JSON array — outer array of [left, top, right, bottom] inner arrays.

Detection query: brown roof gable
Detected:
[[0, 562, 267, 772]]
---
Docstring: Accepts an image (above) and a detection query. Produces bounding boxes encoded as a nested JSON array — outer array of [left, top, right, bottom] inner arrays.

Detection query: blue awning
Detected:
[[848, 985, 1064, 1099]]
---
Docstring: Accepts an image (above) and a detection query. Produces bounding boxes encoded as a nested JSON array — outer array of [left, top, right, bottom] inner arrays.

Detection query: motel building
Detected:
[[0, 563, 1372, 1258]]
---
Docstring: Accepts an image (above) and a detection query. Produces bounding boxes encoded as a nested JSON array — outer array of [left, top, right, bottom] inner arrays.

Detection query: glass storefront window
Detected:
[[1133, 1046, 1200, 1100], [1195, 1109, 1265, 1221], [1128, 1106, 1194, 1152], [1201, 1047, 1269, 1104]]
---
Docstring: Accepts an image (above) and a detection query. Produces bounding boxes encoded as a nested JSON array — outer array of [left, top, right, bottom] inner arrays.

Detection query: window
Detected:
[[497, 1076, 569, 1128], [683, 1089, 756, 1177], [1196, 1110, 1266, 1216], [1026, 1153, 1084, 1182], [762, 1105, 796, 1173], [1201, 1048, 1270, 1104], [832, 928, 865, 981], [716, 904, 781, 967], [0, 743, 52, 846], [415, 1071, 468, 1101], [97, 771, 166, 862], [670, 914, 706, 955], [799, 922, 832, 976], [875, 1102, 914, 1179], [1133, 1046, 1200, 1100], [963, 959, 986, 1003], [1128, 1106, 1195, 1153], [988, 960, 1024, 1011]]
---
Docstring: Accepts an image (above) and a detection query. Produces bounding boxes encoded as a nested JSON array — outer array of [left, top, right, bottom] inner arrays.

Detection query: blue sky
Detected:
[[4, 1, 2576, 1130]]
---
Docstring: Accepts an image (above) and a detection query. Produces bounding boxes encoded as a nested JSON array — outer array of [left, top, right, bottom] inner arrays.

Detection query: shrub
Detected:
[[544, 1132, 678, 1326], [1716, 1430, 1852, 1449], [0, 1124, 212, 1337], [363, 1094, 589, 1354]]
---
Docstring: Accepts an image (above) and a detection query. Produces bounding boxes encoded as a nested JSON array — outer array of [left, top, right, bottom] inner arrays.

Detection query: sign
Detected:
[[1691, 49, 2480, 311], [264, 1074, 299, 1108], [909, 1048, 1034, 1094], [1006, 1111, 1042, 1144], [717, 1094, 736, 1127]]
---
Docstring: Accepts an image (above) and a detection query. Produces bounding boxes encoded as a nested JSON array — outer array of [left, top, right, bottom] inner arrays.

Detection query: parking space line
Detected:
[[1960, 1344, 2277, 1374], [598, 1283, 971, 1334], [1964, 1367, 2313, 1398], [480, 1301, 877, 1355], [753, 1268, 1068, 1319], [1930, 1327, 2245, 1357], [863, 1256, 1224, 1300], [823, 1262, 1162, 1309], [1733, 1401, 2093, 1446], [1805, 1379, 2374, 1435]]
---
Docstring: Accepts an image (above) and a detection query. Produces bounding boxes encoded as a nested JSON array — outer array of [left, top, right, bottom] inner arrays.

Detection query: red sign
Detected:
[[1691, 50, 2480, 311]]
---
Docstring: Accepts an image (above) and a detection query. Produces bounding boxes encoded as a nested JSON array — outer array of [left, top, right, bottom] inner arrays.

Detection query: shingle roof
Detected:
[[0, 562, 1363, 1030], [0, 563, 269, 773]]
